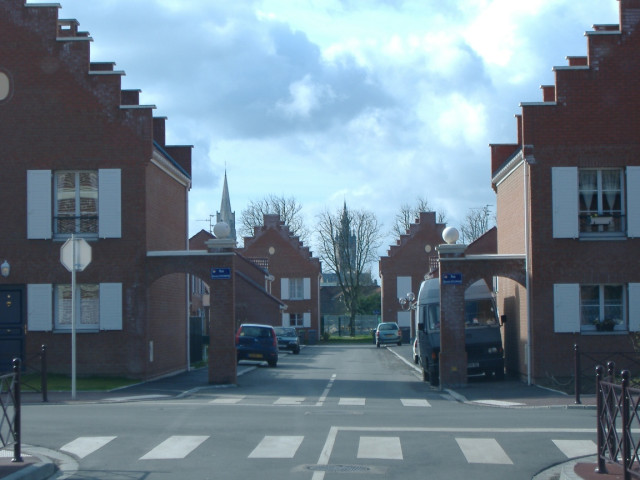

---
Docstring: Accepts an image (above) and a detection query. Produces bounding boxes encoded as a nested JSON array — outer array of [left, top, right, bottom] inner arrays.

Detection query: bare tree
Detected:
[[391, 197, 447, 238], [459, 205, 493, 244], [316, 203, 383, 336], [239, 194, 309, 243]]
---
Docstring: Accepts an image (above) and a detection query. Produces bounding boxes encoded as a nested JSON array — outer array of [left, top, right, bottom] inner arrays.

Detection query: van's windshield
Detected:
[[423, 299, 498, 331]]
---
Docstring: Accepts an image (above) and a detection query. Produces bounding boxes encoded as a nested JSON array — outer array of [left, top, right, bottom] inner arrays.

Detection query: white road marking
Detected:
[[357, 436, 403, 459], [401, 398, 431, 407], [61, 436, 116, 459], [456, 437, 513, 464], [553, 439, 597, 458], [274, 396, 305, 405], [209, 396, 244, 404], [472, 399, 526, 407], [140, 435, 208, 460], [339, 397, 365, 406], [248, 436, 304, 458], [316, 374, 337, 406]]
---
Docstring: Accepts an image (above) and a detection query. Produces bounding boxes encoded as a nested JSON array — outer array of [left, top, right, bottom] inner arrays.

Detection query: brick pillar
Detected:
[[207, 252, 237, 384], [438, 243, 468, 388]]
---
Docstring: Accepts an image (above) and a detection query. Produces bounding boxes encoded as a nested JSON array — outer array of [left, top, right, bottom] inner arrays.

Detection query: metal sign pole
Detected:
[[71, 234, 76, 400]]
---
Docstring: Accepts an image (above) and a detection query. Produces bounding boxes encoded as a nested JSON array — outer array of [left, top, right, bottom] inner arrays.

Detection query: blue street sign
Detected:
[[210, 267, 231, 279], [442, 273, 462, 285]]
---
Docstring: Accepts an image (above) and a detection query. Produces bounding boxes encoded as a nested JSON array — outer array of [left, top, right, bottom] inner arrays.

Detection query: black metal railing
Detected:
[[0, 358, 22, 463], [596, 363, 640, 478], [575, 344, 640, 404]]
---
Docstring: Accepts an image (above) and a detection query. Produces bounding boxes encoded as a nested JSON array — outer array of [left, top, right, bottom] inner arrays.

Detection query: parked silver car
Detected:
[[375, 322, 402, 347]]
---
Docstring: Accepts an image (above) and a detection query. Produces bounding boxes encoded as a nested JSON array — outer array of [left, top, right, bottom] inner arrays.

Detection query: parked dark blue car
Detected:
[[235, 324, 278, 367]]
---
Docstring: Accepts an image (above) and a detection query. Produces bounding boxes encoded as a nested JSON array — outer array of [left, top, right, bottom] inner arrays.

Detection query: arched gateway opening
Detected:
[[437, 241, 526, 388], [146, 241, 237, 385]]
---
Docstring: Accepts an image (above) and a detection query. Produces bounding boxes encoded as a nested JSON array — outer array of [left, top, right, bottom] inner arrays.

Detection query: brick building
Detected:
[[240, 215, 321, 337], [0, 1, 193, 379], [378, 212, 445, 336], [490, 0, 640, 382]]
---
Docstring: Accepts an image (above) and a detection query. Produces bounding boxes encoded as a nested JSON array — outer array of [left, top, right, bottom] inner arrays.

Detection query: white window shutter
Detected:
[[397, 276, 412, 300], [282, 313, 290, 327], [100, 283, 122, 330], [303, 278, 311, 300], [553, 283, 580, 333], [27, 284, 52, 331], [27, 170, 52, 239], [629, 284, 640, 332], [303, 312, 311, 328], [397, 310, 411, 328], [627, 167, 640, 238], [99, 169, 121, 238], [280, 278, 289, 300], [552, 167, 579, 239]]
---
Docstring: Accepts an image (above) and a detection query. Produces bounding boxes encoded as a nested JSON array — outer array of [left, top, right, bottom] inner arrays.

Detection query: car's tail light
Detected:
[[235, 328, 241, 345], [271, 331, 277, 347]]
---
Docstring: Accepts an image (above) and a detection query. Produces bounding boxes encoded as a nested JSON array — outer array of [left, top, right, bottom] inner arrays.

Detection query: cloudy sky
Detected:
[[51, 0, 618, 259]]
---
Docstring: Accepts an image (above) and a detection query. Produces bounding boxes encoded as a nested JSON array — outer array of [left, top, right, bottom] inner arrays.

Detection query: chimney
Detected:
[[620, 0, 640, 34]]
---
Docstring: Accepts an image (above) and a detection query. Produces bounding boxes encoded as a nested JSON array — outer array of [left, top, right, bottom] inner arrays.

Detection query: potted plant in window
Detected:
[[589, 213, 613, 226], [593, 318, 617, 332]]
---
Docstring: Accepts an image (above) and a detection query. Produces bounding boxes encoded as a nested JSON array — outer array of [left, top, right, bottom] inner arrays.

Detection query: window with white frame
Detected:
[[580, 284, 624, 332], [54, 284, 100, 331], [54, 171, 99, 236], [289, 278, 304, 300], [27, 169, 121, 239], [579, 169, 624, 234], [290, 313, 304, 327], [281, 277, 311, 300]]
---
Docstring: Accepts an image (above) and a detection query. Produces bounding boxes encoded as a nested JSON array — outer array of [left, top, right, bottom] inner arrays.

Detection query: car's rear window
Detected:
[[275, 328, 296, 336], [240, 326, 272, 337], [378, 323, 398, 330]]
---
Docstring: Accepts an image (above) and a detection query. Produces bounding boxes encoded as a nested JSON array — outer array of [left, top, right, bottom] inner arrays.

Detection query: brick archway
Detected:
[[146, 251, 237, 384], [437, 253, 526, 388]]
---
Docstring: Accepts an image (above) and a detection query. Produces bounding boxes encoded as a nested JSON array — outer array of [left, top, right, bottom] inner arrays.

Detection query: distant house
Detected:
[[0, 2, 192, 379], [379, 212, 445, 335], [240, 215, 322, 338], [490, 0, 640, 382]]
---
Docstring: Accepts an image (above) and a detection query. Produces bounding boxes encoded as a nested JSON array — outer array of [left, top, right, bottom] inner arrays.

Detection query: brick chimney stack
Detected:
[[619, 0, 640, 34]]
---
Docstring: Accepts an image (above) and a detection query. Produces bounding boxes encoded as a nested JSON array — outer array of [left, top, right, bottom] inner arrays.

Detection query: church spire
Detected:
[[216, 170, 236, 241]]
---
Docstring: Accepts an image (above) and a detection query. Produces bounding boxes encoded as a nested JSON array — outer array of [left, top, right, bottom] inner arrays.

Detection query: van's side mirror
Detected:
[[500, 315, 507, 326], [418, 322, 425, 331]]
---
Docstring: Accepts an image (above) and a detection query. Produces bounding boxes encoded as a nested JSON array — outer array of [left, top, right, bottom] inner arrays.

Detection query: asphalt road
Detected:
[[18, 344, 596, 480]]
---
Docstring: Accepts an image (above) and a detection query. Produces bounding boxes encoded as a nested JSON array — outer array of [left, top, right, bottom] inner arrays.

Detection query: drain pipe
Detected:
[[524, 148, 535, 386]]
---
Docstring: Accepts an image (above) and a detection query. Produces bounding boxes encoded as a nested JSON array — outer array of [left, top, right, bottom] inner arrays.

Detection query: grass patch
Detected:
[[322, 334, 374, 344], [21, 373, 138, 392]]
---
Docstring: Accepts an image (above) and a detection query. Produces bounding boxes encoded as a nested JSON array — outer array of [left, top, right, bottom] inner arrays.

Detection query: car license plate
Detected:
[[249, 353, 263, 359], [467, 362, 479, 368]]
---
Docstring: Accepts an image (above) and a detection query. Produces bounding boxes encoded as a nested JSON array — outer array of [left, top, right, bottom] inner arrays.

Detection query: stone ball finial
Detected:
[[442, 226, 459, 244], [213, 221, 231, 239]]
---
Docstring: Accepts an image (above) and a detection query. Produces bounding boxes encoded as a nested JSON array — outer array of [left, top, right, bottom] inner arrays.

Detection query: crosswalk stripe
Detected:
[[456, 438, 513, 464], [248, 436, 304, 458], [401, 399, 431, 407], [553, 439, 597, 458], [209, 396, 245, 404], [357, 436, 403, 460], [339, 397, 365, 406], [140, 435, 208, 460], [61, 436, 116, 459], [274, 396, 305, 405]]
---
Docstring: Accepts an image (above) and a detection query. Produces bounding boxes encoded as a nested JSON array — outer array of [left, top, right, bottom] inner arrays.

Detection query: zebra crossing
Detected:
[[59, 432, 596, 465], [207, 395, 434, 407]]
